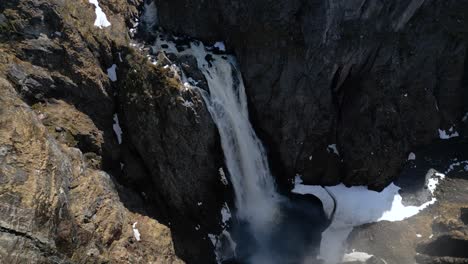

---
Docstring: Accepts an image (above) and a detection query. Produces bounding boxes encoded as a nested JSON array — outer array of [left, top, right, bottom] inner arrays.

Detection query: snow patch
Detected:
[[88, 0, 111, 28], [221, 203, 231, 226], [113, 114, 122, 144], [408, 152, 416, 161], [132, 222, 141, 241], [214, 42, 226, 51], [327, 144, 340, 155], [293, 169, 444, 264], [438, 127, 459, 139], [107, 64, 117, 82], [445, 160, 468, 174], [416, 234, 422, 238], [462, 112, 468, 122], [342, 251, 374, 263]]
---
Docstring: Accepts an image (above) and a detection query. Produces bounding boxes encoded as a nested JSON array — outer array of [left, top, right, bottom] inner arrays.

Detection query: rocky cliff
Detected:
[[1, 0, 468, 263], [0, 0, 226, 262], [155, 0, 468, 190]]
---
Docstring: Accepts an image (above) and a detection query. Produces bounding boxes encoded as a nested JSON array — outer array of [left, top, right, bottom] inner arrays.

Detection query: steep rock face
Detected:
[[0, 0, 224, 262], [116, 49, 226, 262], [0, 77, 182, 263], [155, 0, 468, 190]]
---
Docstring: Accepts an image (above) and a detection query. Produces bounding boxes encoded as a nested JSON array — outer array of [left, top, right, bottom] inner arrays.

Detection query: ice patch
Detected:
[[113, 114, 122, 144], [408, 152, 416, 161], [327, 144, 340, 155], [214, 42, 226, 51], [107, 64, 117, 82], [342, 251, 374, 263], [438, 127, 459, 139], [132, 222, 141, 241], [88, 0, 111, 28]]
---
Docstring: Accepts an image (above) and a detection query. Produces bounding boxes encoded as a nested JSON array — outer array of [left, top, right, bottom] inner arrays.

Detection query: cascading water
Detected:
[[152, 36, 328, 264], [189, 44, 280, 238]]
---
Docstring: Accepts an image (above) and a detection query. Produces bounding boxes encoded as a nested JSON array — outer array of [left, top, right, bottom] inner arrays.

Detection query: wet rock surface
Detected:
[[155, 0, 468, 190]]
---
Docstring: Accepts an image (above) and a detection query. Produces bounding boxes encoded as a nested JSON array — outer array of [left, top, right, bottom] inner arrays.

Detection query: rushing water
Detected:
[[189, 44, 281, 238], [152, 37, 328, 264]]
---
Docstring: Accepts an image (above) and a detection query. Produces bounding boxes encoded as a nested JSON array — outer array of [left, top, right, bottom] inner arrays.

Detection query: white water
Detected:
[[188, 43, 280, 237]]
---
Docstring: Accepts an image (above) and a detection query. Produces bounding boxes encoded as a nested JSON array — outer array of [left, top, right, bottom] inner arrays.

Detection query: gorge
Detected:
[[0, 0, 467, 263]]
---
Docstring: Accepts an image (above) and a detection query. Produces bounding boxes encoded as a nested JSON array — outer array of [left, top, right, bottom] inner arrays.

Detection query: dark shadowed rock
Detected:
[[154, 0, 468, 190]]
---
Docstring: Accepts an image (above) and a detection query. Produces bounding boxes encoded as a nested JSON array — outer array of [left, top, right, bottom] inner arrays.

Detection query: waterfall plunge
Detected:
[[189, 44, 280, 239], [152, 38, 327, 264]]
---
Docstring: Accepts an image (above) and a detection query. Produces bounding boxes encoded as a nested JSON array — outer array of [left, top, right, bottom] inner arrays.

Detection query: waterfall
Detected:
[[152, 37, 324, 264], [189, 43, 280, 238]]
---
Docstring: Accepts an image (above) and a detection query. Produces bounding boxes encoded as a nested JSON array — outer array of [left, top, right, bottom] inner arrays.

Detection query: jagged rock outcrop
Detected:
[[155, 0, 468, 190]]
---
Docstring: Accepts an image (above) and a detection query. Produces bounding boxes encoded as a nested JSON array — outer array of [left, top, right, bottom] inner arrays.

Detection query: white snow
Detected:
[[416, 234, 422, 238], [113, 114, 122, 144], [438, 127, 459, 139], [208, 234, 217, 246], [327, 144, 340, 155], [342, 251, 374, 263], [445, 160, 468, 174], [181, 100, 194, 108], [221, 203, 232, 225], [427, 171, 445, 194], [214, 42, 226, 51], [293, 169, 444, 264], [132, 222, 141, 241], [88, 0, 111, 28], [408, 152, 416, 161], [107, 64, 117, 82]]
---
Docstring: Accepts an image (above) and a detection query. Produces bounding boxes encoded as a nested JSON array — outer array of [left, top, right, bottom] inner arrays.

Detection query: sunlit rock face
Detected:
[[154, 0, 468, 190]]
